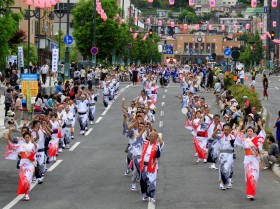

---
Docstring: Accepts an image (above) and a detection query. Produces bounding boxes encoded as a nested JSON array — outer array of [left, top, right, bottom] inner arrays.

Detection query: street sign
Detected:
[[264, 6, 267, 13], [231, 50, 240, 60], [128, 43, 132, 49], [90, 47, 99, 55], [224, 48, 232, 56], [63, 34, 74, 45]]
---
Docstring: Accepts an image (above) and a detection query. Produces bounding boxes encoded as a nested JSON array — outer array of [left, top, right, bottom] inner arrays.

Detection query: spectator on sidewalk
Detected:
[[10, 70, 18, 87], [61, 64, 65, 82], [274, 111, 280, 152], [5, 88, 14, 116], [239, 68, 245, 84], [250, 76, 256, 92], [41, 62, 49, 85], [262, 74, 269, 100], [261, 135, 279, 170], [80, 67, 86, 84], [242, 95, 251, 117], [14, 93, 24, 129]]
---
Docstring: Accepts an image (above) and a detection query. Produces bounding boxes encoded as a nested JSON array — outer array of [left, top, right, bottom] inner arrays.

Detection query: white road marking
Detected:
[[102, 104, 111, 115], [47, 159, 63, 172], [159, 121, 163, 128], [164, 89, 167, 92], [85, 128, 93, 136], [69, 142, 81, 151], [161, 102, 165, 107], [160, 110, 164, 117], [95, 117, 103, 123], [275, 87, 279, 90], [148, 201, 156, 209], [3, 178, 44, 209], [125, 84, 132, 89], [162, 95, 166, 99]]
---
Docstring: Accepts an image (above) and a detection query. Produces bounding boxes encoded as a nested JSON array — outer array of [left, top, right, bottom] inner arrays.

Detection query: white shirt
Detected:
[[80, 69, 86, 78], [77, 100, 88, 113], [41, 65, 49, 74], [239, 70, 245, 79], [31, 129, 45, 150]]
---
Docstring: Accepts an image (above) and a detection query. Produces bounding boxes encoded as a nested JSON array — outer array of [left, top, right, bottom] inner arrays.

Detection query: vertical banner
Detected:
[[18, 46, 24, 67], [52, 48, 59, 72]]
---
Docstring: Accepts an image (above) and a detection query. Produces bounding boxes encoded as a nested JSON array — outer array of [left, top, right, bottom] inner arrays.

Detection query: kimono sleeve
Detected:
[[234, 131, 245, 148], [4, 141, 22, 160]]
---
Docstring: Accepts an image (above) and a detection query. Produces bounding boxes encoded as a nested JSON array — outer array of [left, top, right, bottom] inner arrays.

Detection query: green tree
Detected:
[[22, 44, 38, 66], [178, 10, 199, 24]]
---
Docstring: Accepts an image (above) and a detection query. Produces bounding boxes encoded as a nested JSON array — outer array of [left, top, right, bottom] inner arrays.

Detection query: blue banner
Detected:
[[164, 45, 173, 54], [21, 74, 38, 81]]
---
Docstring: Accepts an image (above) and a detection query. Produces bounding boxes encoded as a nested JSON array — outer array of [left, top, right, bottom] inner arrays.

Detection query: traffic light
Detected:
[[149, 28, 153, 38], [271, 31, 275, 40]]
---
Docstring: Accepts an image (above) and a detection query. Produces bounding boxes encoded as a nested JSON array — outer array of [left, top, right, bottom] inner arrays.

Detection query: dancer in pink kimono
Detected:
[[4, 132, 37, 201], [235, 119, 266, 200]]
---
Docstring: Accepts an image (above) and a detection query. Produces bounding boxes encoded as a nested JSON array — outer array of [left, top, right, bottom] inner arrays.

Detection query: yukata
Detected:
[[31, 128, 46, 179], [57, 110, 67, 149], [218, 134, 235, 186], [193, 120, 208, 160], [103, 86, 110, 108], [235, 130, 266, 198], [149, 85, 158, 104], [64, 111, 74, 146], [139, 140, 164, 199], [89, 93, 98, 123], [49, 120, 60, 160], [109, 82, 115, 101], [207, 122, 223, 164], [4, 141, 36, 195], [77, 100, 89, 131]]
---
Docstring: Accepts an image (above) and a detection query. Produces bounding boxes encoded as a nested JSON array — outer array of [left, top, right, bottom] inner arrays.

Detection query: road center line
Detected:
[[159, 121, 163, 128], [164, 89, 167, 92], [85, 128, 93, 136], [69, 142, 81, 151], [148, 202, 155, 209], [47, 159, 63, 172], [161, 102, 165, 107], [160, 110, 164, 117], [162, 95, 166, 99], [275, 86, 279, 90], [95, 117, 103, 123]]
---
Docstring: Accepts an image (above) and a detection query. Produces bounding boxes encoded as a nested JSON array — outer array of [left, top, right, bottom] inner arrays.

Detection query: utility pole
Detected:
[[64, 0, 70, 80]]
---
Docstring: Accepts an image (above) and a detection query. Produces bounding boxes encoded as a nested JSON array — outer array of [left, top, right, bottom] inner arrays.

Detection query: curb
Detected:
[[261, 107, 280, 178]]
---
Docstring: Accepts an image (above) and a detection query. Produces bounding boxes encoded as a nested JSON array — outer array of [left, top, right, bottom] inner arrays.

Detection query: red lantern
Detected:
[[148, 0, 153, 3], [158, 20, 162, 26], [246, 23, 250, 30], [224, 39, 227, 42], [180, 37, 183, 40], [223, 46, 225, 49], [213, 38, 216, 42], [134, 17, 138, 22], [210, 0, 215, 8], [202, 38, 205, 43], [192, 38, 195, 42], [208, 24, 213, 30], [273, 21, 277, 27], [189, 0, 194, 7], [178, 44, 181, 48], [26, 0, 33, 5], [169, 0, 175, 5], [146, 18, 150, 25], [251, 0, 257, 8], [259, 22, 263, 28], [46, 0, 52, 8], [50, 0, 56, 6], [195, 24, 199, 30], [171, 21, 175, 28], [186, 45, 188, 49], [221, 25, 225, 31], [184, 24, 188, 30], [272, 0, 277, 8], [233, 24, 237, 31]]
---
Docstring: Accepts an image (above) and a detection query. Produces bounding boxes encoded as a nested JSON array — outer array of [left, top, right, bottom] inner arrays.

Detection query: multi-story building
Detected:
[[220, 18, 251, 33]]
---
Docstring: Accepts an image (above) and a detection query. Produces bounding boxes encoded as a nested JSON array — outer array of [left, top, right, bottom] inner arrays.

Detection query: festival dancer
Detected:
[[77, 94, 89, 135], [89, 88, 99, 125], [49, 113, 61, 162], [4, 132, 37, 201], [235, 119, 266, 200]]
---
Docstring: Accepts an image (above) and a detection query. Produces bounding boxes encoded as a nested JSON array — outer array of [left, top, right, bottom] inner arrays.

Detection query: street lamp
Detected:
[[92, 0, 97, 66]]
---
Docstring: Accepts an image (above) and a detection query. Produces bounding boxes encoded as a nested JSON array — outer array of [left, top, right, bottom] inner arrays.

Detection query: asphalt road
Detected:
[[0, 82, 280, 209]]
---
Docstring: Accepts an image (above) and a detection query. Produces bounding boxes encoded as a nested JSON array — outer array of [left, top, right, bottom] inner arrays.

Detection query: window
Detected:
[[200, 43, 205, 54], [189, 43, 193, 54], [211, 43, 216, 53], [184, 43, 188, 53], [206, 43, 211, 53], [195, 43, 199, 53]]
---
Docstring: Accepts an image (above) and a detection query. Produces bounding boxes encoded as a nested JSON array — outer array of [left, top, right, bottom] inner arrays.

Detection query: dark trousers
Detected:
[[5, 103, 11, 116], [42, 74, 47, 84]]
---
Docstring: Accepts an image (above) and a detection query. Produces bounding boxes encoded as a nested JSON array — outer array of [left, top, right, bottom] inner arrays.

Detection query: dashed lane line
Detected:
[[47, 160, 63, 172], [69, 142, 81, 151], [95, 117, 103, 123]]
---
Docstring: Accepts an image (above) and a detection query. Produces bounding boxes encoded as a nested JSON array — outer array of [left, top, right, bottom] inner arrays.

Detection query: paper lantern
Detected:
[[133, 32, 138, 39], [233, 24, 237, 31], [148, 0, 153, 3], [238, 45, 240, 48], [26, 0, 33, 5], [195, 24, 199, 30], [261, 34, 266, 40], [272, 0, 277, 8], [210, 0, 215, 8], [134, 17, 138, 22], [120, 19, 125, 24], [201, 46, 203, 49], [221, 25, 225, 31], [208, 46, 210, 50], [34, 0, 40, 7], [183, 24, 188, 30], [273, 21, 277, 27], [146, 18, 150, 25], [178, 45, 181, 48], [159, 34, 162, 38], [158, 20, 162, 26], [235, 38, 238, 41], [46, 0, 52, 8], [202, 38, 205, 43], [189, 0, 194, 7], [224, 39, 227, 42], [169, 0, 175, 5], [171, 44, 174, 47], [192, 38, 195, 42], [50, 0, 56, 6], [193, 46, 195, 49], [186, 45, 188, 49], [213, 38, 216, 42], [216, 46, 218, 50], [208, 24, 213, 30], [223, 46, 225, 49], [171, 21, 175, 28], [246, 23, 250, 30], [251, 0, 257, 8], [180, 37, 183, 40], [259, 22, 264, 28]]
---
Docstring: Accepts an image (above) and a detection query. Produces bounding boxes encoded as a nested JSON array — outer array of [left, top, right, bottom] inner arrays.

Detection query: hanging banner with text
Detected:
[[52, 48, 59, 72], [18, 46, 24, 68]]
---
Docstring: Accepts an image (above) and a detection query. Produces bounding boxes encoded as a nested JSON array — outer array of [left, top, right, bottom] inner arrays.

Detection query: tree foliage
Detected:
[[72, 0, 160, 65], [22, 44, 38, 66]]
